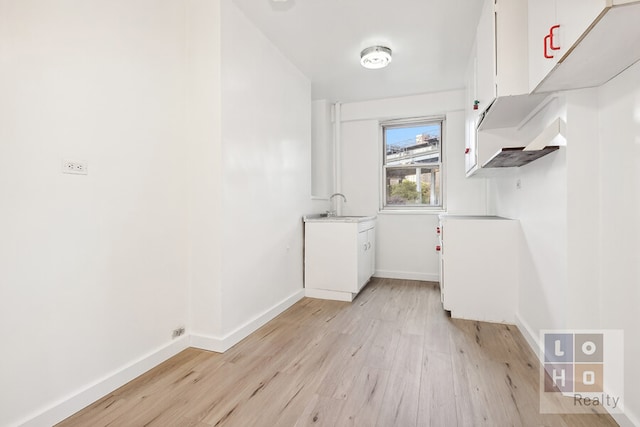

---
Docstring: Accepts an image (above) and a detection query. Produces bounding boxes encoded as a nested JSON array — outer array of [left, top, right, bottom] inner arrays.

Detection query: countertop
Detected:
[[438, 214, 515, 221], [303, 215, 377, 223]]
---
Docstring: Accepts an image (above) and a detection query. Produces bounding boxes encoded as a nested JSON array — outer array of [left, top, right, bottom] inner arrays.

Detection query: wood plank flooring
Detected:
[[57, 278, 618, 427]]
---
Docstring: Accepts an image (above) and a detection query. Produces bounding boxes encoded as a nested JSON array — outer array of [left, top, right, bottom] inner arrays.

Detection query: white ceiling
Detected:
[[232, 0, 484, 103]]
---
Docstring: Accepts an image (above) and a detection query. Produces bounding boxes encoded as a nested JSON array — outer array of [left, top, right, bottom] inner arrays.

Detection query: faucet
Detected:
[[327, 193, 347, 217], [330, 193, 347, 203]]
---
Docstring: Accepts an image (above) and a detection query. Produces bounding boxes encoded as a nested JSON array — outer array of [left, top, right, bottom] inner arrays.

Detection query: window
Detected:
[[382, 119, 443, 209]]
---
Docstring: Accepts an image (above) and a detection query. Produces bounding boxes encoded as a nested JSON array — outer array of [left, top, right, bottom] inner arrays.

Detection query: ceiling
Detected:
[[232, 0, 484, 103]]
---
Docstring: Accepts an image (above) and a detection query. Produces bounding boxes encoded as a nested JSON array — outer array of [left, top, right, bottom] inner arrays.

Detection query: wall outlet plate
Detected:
[[62, 160, 88, 175], [172, 327, 186, 339]]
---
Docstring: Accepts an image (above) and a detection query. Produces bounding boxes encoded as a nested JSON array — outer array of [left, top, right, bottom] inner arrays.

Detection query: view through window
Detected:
[[383, 119, 443, 208]]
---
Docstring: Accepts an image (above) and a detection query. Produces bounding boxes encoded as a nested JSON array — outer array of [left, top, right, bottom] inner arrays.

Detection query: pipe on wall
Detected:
[[333, 102, 342, 215]]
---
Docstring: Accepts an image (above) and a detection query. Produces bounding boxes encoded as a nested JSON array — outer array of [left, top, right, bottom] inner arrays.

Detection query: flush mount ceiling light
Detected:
[[360, 46, 392, 69]]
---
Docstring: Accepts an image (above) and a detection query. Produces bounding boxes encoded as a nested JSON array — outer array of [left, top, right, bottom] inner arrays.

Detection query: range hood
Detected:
[[482, 146, 559, 168], [482, 117, 565, 169]]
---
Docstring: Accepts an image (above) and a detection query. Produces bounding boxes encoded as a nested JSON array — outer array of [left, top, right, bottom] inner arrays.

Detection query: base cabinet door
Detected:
[[357, 227, 376, 290], [368, 227, 376, 278], [357, 229, 369, 290]]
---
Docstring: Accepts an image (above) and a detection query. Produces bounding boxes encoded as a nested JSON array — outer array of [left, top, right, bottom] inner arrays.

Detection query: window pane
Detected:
[[385, 166, 441, 206], [385, 124, 441, 166]]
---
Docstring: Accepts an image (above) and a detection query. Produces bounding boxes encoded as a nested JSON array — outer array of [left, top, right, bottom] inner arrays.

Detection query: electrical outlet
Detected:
[[62, 160, 88, 175], [172, 326, 186, 339]]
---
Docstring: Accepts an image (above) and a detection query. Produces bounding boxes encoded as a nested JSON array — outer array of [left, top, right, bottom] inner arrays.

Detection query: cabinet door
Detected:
[[494, 0, 529, 96], [529, 0, 606, 91], [438, 224, 446, 306], [465, 43, 479, 175], [357, 229, 369, 290], [556, 0, 606, 52], [528, 0, 557, 91], [357, 227, 376, 290], [368, 227, 376, 278], [476, 0, 497, 111]]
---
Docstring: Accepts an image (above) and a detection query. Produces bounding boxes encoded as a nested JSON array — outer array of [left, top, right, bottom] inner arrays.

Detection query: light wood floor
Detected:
[[57, 278, 617, 427]]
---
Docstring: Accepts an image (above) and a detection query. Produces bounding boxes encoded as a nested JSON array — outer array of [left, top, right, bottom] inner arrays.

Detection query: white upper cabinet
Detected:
[[528, 0, 605, 91], [475, 0, 497, 113], [466, 0, 547, 175], [492, 0, 530, 97], [476, 0, 530, 107], [529, 0, 640, 93], [464, 42, 479, 175], [473, 0, 548, 131]]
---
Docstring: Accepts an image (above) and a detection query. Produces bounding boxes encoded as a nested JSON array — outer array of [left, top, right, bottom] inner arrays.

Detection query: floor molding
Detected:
[[21, 295, 632, 427], [18, 336, 189, 427], [514, 312, 543, 364], [190, 289, 305, 353], [18, 290, 305, 426], [514, 313, 638, 426], [55, 280, 617, 426], [612, 411, 639, 427]]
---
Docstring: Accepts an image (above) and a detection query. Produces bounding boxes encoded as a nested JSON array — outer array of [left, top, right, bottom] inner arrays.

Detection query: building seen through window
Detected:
[[383, 120, 443, 208]]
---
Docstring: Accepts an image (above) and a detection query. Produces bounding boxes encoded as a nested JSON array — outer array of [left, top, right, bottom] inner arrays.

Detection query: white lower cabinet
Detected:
[[438, 215, 519, 324], [304, 217, 376, 302]]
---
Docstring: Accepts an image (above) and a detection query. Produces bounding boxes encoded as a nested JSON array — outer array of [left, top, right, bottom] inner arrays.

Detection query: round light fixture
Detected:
[[360, 46, 392, 69]]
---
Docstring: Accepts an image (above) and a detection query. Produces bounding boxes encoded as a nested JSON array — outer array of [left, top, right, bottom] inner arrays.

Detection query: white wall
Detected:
[[565, 89, 602, 328], [186, 0, 224, 340], [487, 91, 610, 334], [311, 100, 334, 198], [0, 0, 325, 425], [488, 62, 640, 426], [488, 97, 570, 336], [339, 91, 487, 281], [0, 1, 190, 426], [597, 61, 640, 426], [218, 0, 314, 333]]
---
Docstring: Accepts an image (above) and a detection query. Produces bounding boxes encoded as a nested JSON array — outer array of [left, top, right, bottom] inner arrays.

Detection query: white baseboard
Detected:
[[19, 298, 636, 427], [15, 291, 305, 426], [514, 312, 543, 363], [374, 270, 439, 282], [612, 411, 640, 427], [515, 313, 639, 426], [190, 289, 305, 353], [17, 336, 189, 427]]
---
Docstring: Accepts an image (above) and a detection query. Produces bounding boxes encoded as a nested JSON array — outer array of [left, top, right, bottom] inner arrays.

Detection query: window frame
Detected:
[[380, 117, 446, 212]]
